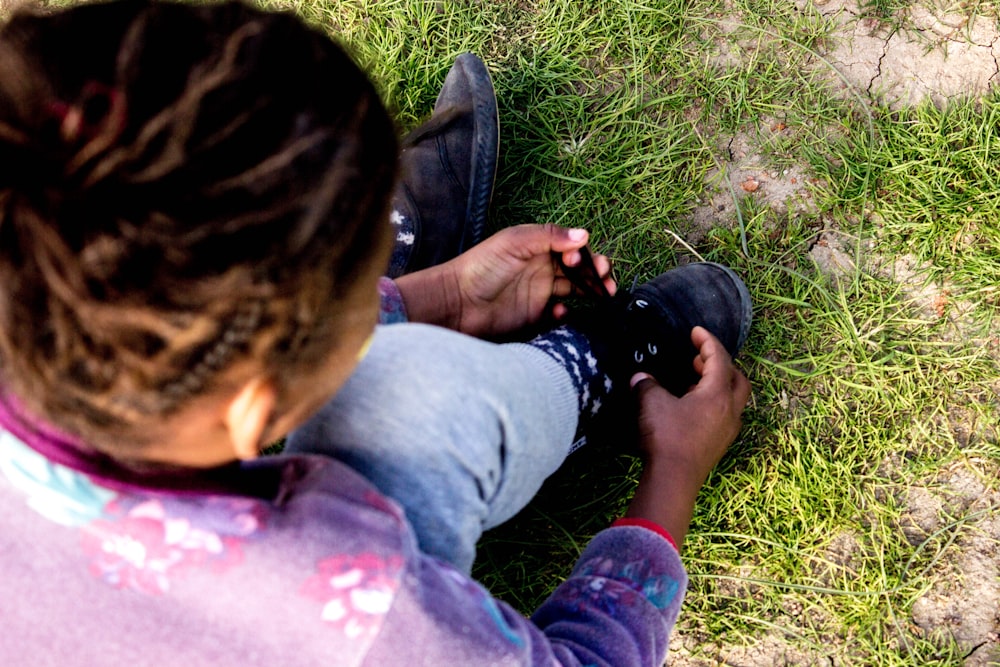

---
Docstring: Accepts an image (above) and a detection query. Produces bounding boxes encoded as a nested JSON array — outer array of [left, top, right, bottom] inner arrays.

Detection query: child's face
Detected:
[[137, 219, 393, 468]]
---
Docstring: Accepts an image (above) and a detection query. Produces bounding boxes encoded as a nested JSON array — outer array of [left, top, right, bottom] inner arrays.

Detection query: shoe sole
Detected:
[[449, 53, 499, 252], [704, 261, 753, 353]]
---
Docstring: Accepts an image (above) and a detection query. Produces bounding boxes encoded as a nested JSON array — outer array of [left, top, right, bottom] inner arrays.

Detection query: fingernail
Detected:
[[568, 228, 587, 242], [630, 372, 652, 388]]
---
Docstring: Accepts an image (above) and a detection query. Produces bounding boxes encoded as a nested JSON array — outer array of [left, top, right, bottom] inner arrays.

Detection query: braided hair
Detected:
[[0, 0, 397, 453]]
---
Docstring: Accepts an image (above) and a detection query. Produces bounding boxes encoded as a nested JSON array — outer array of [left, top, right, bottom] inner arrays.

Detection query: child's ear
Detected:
[[224, 376, 276, 461]]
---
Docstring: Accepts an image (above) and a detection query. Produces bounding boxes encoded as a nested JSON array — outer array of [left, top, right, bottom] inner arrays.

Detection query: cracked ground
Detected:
[[815, 0, 999, 108], [675, 2, 1000, 666]]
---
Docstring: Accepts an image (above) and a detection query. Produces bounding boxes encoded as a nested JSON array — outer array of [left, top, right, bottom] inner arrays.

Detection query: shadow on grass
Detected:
[[474, 436, 641, 614]]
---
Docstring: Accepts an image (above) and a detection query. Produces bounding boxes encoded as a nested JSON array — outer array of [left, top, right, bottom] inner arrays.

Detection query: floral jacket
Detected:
[[0, 416, 686, 666], [0, 281, 687, 666]]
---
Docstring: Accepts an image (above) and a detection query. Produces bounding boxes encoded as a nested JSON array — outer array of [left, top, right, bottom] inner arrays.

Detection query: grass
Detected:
[[0, 0, 993, 661], [271, 0, 1000, 663]]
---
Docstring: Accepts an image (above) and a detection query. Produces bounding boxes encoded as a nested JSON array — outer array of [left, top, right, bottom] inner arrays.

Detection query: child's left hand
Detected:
[[395, 224, 616, 338]]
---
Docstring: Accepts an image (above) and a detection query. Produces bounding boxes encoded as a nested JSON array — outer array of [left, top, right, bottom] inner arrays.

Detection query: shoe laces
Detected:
[[557, 245, 613, 300], [401, 105, 469, 148]]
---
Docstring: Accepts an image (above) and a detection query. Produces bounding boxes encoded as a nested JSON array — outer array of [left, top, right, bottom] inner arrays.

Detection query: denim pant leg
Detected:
[[285, 323, 580, 574]]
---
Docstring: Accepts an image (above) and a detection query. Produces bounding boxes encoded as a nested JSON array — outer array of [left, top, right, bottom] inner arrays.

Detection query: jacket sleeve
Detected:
[[531, 525, 687, 665], [369, 524, 687, 666]]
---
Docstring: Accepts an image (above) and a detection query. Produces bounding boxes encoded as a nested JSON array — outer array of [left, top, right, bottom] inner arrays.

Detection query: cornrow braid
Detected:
[[0, 0, 398, 453], [160, 298, 265, 406]]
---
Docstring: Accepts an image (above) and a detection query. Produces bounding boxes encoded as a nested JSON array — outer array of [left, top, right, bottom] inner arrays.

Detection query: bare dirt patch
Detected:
[[815, 0, 1000, 108], [907, 461, 1000, 666], [672, 633, 829, 666], [688, 124, 819, 243], [673, 2, 1000, 665]]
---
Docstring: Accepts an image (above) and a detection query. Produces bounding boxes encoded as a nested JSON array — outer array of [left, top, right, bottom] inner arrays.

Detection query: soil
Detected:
[[673, 2, 1000, 665], [0, 0, 993, 663], [815, 0, 1000, 110]]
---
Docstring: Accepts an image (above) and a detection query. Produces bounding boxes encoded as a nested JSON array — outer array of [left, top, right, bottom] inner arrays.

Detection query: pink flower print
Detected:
[[82, 511, 182, 595], [81, 498, 258, 595], [301, 553, 404, 638]]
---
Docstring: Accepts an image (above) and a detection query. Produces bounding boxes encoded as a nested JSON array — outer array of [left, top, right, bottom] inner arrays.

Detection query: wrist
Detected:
[[393, 263, 464, 330], [611, 517, 680, 552], [623, 458, 705, 551]]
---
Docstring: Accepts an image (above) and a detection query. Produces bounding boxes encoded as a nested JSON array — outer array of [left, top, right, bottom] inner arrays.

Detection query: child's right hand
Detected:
[[631, 326, 750, 482], [394, 224, 616, 339], [623, 327, 750, 549]]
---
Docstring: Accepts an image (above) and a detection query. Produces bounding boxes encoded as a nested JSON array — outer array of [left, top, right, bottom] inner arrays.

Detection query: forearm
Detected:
[[532, 522, 688, 666], [623, 458, 705, 551], [392, 264, 463, 330]]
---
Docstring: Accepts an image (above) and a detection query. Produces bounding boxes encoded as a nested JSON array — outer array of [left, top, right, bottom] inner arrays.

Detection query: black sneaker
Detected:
[[619, 262, 752, 396], [386, 53, 499, 277], [563, 259, 751, 451]]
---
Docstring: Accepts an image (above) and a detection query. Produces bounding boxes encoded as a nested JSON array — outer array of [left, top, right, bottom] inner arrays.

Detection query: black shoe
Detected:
[[619, 262, 752, 396], [386, 53, 499, 277], [563, 260, 751, 451]]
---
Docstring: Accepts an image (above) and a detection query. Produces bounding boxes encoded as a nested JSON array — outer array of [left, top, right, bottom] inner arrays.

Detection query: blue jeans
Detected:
[[286, 323, 580, 574]]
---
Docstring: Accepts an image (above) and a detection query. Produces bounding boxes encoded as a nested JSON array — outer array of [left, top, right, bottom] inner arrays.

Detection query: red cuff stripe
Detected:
[[611, 518, 679, 552]]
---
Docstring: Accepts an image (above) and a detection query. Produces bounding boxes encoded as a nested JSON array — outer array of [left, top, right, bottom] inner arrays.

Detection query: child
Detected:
[[0, 1, 751, 665]]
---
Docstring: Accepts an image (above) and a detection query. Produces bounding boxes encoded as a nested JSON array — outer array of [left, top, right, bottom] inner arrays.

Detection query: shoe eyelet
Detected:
[[634, 350, 644, 363], [647, 343, 657, 355], [634, 299, 648, 309]]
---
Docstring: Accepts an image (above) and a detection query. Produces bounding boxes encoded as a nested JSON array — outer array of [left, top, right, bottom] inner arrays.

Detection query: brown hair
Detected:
[[0, 0, 397, 453]]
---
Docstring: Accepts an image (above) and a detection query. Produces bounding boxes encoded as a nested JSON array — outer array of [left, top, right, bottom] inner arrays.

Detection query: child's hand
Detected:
[[631, 326, 750, 479], [624, 327, 750, 549], [451, 224, 616, 336], [395, 224, 616, 338]]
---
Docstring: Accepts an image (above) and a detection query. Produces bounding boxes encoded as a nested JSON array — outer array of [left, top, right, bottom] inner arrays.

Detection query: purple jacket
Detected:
[[0, 396, 686, 666]]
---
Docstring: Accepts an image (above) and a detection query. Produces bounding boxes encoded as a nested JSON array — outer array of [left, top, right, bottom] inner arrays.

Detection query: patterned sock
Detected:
[[387, 207, 416, 278], [525, 325, 616, 452]]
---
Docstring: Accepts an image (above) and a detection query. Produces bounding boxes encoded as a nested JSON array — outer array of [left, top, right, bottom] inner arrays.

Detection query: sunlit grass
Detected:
[[258, 0, 999, 663]]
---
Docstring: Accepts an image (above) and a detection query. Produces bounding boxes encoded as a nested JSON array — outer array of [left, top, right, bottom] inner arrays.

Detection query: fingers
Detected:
[[629, 372, 670, 408], [690, 326, 752, 408], [498, 225, 618, 292], [689, 327, 731, 391], [557, 247, 617, 296], [546, 225, 590, 253], [591, 254, 618, 296], [500, 223, 587, 258], [551, 276, 575, 298], [558, 247, 610, 272], [485, 224, 588, 260], [548, 226, 616, 292], [732, 367, 751, 407], [690, 325, 719, 354], [630, 371, 657, 390], [498, 223, 616, 287], [692, 354, 705, 376]]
